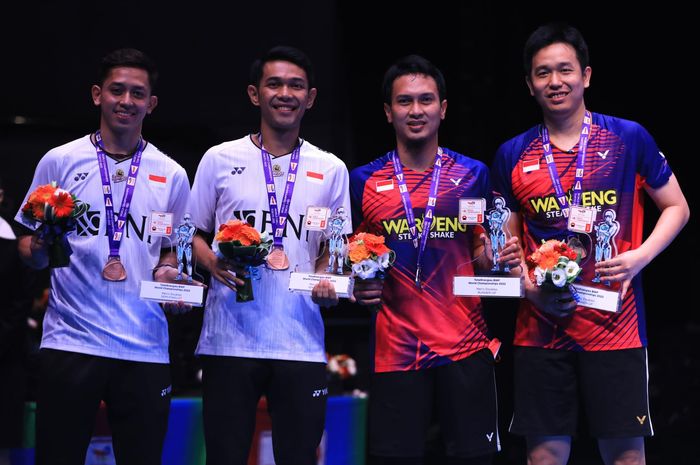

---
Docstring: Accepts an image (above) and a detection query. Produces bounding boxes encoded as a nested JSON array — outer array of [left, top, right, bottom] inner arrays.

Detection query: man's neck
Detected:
[[258, 124, 300, 157], [98, 125, 142, 158], [542, 104, 587, 152], [396, 138, 440, 172]]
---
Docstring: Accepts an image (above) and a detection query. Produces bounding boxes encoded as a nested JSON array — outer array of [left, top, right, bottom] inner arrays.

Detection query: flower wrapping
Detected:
[[345, 232, 395, 280], [526, 239, 582, 298], [21, 181, 89, 267], [213, 220, 272, 302]]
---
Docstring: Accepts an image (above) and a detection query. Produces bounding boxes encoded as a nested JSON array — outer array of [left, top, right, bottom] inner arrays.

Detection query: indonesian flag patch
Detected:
[[522, 158, 540, 173], [148, 174, 167, 183], [306, 171, 324, 184], [375, 179, 394, 192]]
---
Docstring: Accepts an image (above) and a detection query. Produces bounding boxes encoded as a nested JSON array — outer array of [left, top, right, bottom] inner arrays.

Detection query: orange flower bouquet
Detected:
[[21, 181, 89, 267], [346, 232, 395, 280], [526, 239, 582, 299], [214, 220, 272, 302]]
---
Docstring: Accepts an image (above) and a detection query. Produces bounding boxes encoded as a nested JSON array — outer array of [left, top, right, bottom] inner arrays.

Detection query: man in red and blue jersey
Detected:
[[351, 55, 521, 465], [491, 23, 690, 465]]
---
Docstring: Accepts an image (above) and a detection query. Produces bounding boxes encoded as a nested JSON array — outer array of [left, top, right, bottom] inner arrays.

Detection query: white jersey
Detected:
[[189, 135, 352, 362], [15, 134, 190, 363]]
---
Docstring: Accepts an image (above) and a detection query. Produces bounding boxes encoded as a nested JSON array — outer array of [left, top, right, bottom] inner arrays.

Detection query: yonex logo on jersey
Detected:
[[636, 415, 647, 425], [450, 177, 462, 186], [74, 172, 88, 181], [486, 432, 494, 442], [597, 150, 610, 159], [160, 385, 172, 397], [231, 167, 246, 175], [312, 388, 328, 397]]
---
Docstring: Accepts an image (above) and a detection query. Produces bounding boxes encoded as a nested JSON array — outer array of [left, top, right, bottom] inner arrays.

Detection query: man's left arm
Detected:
[[595, 173, 689, 297]]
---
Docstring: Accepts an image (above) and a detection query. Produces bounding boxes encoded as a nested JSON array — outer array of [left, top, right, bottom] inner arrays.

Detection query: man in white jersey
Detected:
[[189, 46, 351, 465], [15, 49, 191, 465]]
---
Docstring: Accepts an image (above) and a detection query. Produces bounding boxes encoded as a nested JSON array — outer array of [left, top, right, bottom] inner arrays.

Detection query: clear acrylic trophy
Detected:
[[288, 206, 354, 298], [139, 212, 205, 306], [453, 197, 523, 298], [565, 208, 621, 312]]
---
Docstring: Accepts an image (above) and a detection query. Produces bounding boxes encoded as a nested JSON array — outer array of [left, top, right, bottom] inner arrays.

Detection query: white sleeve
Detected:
[[329, 158, 353, 234], [166, 165, 192, 247], [188, 149, 218, 234]]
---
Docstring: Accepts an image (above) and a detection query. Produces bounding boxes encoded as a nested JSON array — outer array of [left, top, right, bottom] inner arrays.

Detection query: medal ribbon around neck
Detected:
[[541, 110, 592, 211], [95, 130, 144, 260], [259, 135, 302, 250], [390, 148, 443, 288]]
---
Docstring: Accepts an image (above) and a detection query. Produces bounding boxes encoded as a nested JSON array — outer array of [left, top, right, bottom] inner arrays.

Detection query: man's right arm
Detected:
[[18, 233, 48, 270], [193, 232, 244, 293]]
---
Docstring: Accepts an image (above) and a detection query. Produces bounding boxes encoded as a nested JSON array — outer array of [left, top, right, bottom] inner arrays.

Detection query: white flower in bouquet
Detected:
[[551, 268, 567, 288]]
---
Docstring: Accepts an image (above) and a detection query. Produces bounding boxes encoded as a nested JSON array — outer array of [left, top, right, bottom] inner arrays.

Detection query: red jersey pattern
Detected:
[[350, 148, 493, 372], [492, 112, 672, 351]]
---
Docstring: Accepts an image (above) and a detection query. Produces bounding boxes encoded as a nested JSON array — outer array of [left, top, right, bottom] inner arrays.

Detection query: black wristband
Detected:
[[152, 263, 176, 279]]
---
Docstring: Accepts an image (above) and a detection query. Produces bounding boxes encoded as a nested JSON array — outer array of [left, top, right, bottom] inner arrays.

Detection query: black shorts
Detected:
[[36, 349, 171, 465], [368, 348, 499, 459], [200, 356, 328, 465], [510, 346, 653, 438]]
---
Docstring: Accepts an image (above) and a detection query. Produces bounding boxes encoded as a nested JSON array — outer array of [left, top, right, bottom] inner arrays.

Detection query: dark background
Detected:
[[1, 3, 696, 464]]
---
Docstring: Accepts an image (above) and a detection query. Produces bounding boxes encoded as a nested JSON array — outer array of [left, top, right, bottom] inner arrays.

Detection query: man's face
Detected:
[[248, 60, 317, 132], [91, 67, 157, 135], [526, 42, 591, 118], [384, 73, 446, 147]]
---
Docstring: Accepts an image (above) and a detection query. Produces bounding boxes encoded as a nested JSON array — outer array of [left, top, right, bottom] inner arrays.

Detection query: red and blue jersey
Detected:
[[492, 112, 673, 351], [350, 148, 493, 373]]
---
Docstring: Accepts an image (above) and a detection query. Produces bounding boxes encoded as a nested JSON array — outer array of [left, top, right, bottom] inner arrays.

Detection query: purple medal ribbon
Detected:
[[259, 135, 301, 249], [95, 130, 144, 260], [541, 110, 592, 212], [390, 149, 443, 288]]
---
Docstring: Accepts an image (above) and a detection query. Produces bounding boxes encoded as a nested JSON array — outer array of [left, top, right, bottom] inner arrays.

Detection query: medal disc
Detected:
[[266, 248, 289, 270], [102, 256, 127, 281]]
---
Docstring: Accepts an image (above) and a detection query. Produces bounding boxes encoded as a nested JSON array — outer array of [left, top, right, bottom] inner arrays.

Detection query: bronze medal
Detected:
[[266, 247, 289, 271], [102, 256, 127, 281]]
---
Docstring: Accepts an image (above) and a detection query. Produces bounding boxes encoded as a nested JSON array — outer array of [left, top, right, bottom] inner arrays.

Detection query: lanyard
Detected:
[[259, 135, 301, 249], [390, 149, 443, 288], [95, 131, 144, 258], [541, 110, 592, 210]]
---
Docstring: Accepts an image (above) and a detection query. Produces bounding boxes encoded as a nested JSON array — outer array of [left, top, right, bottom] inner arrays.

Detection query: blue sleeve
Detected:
[[349, 167, 366, 234], [490, 140, 520, 212], [632, 123, 672, 189]]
